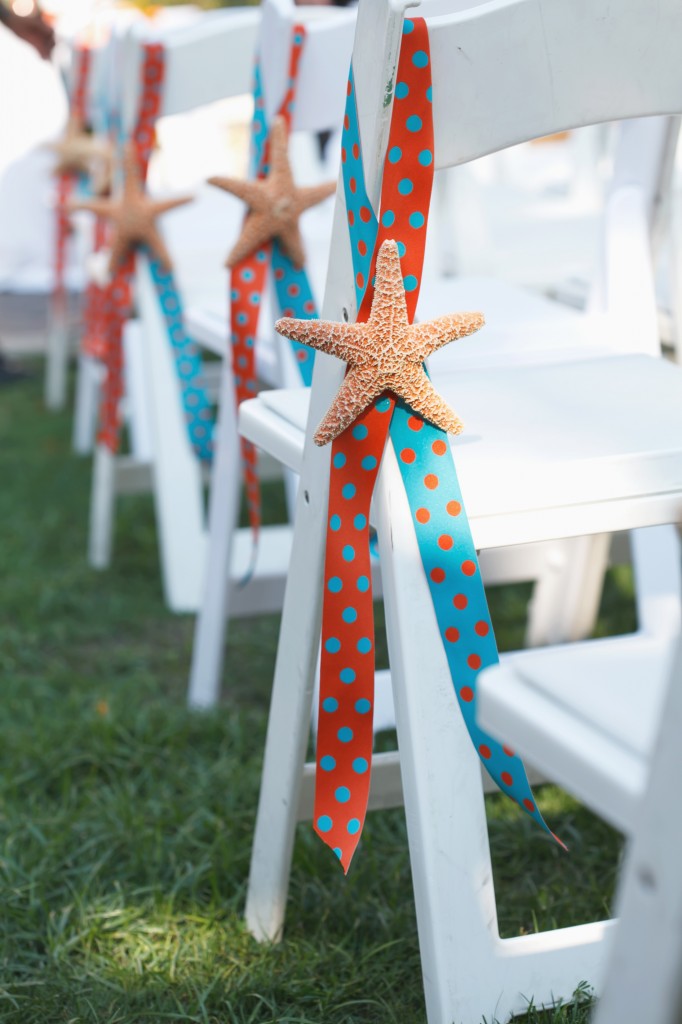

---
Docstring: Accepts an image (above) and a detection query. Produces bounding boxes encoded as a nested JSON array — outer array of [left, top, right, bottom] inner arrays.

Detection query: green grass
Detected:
[[0, 366, 629, 1023]]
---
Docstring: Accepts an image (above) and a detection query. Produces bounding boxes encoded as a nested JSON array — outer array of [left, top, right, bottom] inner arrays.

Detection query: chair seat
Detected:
[[240, 353, 682, 548], [476, 632, 677, 834], [185, 305, 280, 384], [421, 275, 609, 371]]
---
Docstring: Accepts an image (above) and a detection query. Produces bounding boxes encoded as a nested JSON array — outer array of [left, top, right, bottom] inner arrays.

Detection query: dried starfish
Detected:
[[208, 115, 336, 270], [70, 144, 192, 272], [50, 116, 113, 194], [276, 239, 485, 445]]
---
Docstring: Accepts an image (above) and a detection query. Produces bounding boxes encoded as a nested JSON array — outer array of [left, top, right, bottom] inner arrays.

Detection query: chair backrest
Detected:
[[259, 0, 357, 133], [120, 7, 259, 136], [424, 0, 682, 170], [303, 0, 682, 444]]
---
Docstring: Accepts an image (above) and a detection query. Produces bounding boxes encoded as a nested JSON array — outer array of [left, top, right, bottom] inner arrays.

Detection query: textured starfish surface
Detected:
[[208, 116, 336, 270], [50, 117, 113, 194], [70, 145, 192, 272], [276, 240, 485, 446]]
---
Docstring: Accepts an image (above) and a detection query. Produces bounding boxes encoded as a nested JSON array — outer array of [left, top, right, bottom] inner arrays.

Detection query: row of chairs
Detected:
[[49, 0, 682, 1021]]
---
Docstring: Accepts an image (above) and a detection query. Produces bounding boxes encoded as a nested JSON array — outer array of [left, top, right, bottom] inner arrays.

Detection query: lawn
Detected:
[[0, 367, 628, 1023]]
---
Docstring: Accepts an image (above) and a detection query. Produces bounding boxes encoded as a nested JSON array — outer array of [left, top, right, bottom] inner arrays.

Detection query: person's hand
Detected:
[[4, 8, 56, 59]]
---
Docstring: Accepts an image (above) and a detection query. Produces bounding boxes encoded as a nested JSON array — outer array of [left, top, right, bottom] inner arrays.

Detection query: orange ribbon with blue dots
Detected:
[[229, 25, 319, 539], [97, 45, 215, 463], [314, 16, 562, 873]]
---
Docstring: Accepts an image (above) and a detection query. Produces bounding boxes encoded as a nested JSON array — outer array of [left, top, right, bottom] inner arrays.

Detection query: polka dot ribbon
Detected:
[[314, 16, 561, 873], [98, 44, 165, 453], [98, 45, 213, 462], [53, 45, 92, 314], [229, 25, 318, 541]]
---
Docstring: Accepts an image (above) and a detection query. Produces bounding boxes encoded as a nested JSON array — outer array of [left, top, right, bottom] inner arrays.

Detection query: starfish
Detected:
[[208, 115, 336, 270], [70, 144, 192, 273], [276, 240, 485, 446], [50, 116, 113, 195]]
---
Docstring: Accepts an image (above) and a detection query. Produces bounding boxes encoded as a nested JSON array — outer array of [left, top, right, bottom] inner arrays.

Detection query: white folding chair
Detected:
[[238, 1, 682, 1021], [187, 0, 357, 706], [44, 33, 111, 414], [593, 633, 682, 1024], [478, 627, 682, 1024], [85, 8, 259, 609]]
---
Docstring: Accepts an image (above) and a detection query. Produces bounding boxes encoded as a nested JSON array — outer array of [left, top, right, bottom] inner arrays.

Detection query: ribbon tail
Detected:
[[147, 251, 215, 464], [314, 403, 392, 871], [389, 402, 565, 850]]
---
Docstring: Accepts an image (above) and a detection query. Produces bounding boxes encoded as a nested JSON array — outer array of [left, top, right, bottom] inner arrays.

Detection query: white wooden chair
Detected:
[[478, 626, 682, 1024], [44, 33, 111, 414], [593, 634, 682, 1024], [85, 8, 259, 610], [238, 1, 682, 1021], [187, 6, 681, 714], [186, 0, 357, 705]]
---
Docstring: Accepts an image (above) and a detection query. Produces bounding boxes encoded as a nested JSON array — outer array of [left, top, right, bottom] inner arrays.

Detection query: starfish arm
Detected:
[[368, 239, 409, 332], [275, 319, 367, 362], [208, 175, 263, 208], [314, 367, 384, 446], [226, 211, 273, 268], [69, 197, 116, 218], [409, 311, 485, 359], [143, 224, 174, 272], [296, 181, 337, 213], [149, 194, 194, 218], [276, 222, 306, 271], [389, 363, 464, 436]]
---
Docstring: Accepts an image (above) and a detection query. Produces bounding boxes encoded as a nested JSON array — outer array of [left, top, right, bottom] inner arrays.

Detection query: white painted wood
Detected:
[[187, 356, 241, 708], [44, 313, 71, 411], [259, 1, 356, 133], [593, 635, 682, 1024], [427, 0, 682, 172], [135, 252, 207, 613], [120, 8, 259, 136], [72, 354, 102, 455], [122, 320, 154, 463], [478, 633, 677, 834], [88, 443, 117, 569]]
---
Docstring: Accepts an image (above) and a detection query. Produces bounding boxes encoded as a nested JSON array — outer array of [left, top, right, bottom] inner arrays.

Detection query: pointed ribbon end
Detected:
[[314, 822, 361, 874], [551, 831, 569, 853]]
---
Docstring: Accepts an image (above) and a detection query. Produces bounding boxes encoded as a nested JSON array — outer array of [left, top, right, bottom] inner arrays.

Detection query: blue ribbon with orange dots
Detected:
[[96, 43, 215, 463], [228, 25, 320, 539], [313, 17, 562, 872]]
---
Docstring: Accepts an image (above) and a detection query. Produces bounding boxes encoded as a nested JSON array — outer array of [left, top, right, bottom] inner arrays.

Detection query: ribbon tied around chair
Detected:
[[281, 15, 565, 872], [210, 24, 334, 542]]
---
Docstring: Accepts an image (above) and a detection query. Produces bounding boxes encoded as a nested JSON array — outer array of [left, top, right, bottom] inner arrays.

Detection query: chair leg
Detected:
[[374, 446, 611, 1024], [630, 525, 682, 637], [72, 354, 101, 455], [526, 534, 610, 646], [44, 310, 70, 411], [592, 637, 682, 1024], [187, 366, 241, 709], [89, 443, 116, 569], [245, 462, 328, 942]]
